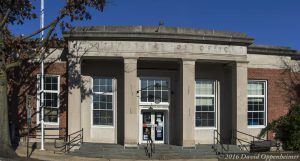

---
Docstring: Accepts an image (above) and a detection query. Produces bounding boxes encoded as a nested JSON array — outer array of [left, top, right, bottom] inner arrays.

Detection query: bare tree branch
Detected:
[[21, 14, 65, 40], [0, 9, 11, 30], [5, 61, 21, 70]]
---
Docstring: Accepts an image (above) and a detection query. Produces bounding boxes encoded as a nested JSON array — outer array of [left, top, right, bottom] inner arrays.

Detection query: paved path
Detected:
[[14, 143, 219, 161]]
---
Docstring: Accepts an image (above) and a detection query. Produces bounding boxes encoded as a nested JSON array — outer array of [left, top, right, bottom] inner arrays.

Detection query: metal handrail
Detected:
[[232, 129, 272, 152], [145, 132, 155, 158], [231, 134, 251, 152], [233, 129, 267, 142], [213, 130, 229, 154], [22, 127, 67, 139], [54, 128, 83, 154]]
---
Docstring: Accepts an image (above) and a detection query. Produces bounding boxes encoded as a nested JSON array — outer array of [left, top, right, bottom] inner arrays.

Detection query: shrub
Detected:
[[259, 104, 300, 151]]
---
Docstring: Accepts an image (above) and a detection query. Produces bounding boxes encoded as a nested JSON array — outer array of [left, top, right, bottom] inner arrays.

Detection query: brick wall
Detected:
[[8, 61, 67, 139], [248, 68, 297, 139]]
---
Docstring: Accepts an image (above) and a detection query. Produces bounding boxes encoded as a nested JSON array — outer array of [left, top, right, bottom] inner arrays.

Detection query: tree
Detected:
[[258, 60, 300, 151], [259, 104, 300, 151], [0, 0, 106, 158]]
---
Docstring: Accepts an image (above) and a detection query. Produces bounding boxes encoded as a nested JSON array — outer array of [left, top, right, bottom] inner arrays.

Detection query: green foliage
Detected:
[[259, 104, 300, 151]]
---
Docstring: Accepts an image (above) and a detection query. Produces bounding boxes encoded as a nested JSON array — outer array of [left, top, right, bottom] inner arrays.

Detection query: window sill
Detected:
[[43, 122, 59, 126], [247, 125, 266, 129], [139, 103, 170, 106], [92, 125, 115, 128], [195, 127, 217, 130]]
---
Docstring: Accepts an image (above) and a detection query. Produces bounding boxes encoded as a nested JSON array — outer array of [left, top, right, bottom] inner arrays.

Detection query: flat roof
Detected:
[[63, 25, 254, 46]]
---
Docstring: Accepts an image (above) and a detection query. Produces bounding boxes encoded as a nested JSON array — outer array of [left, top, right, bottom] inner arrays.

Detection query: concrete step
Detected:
[[68, 143, 221, 159]]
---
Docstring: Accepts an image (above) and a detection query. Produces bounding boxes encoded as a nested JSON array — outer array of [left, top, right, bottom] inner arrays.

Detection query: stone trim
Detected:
[[248, 45, 299, 58], [63, 26, 254, 46]]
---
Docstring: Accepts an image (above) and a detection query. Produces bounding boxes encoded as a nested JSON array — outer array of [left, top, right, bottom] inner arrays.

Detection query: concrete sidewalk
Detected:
[[13, 144, 218, 161]]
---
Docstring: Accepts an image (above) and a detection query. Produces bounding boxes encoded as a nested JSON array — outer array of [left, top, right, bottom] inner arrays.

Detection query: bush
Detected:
[[259, 104, 300, 151]]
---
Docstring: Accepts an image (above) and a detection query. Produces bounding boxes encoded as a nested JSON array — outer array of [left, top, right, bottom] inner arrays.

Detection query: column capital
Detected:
[[235, 61, 248, 68], [123, 57, 138, 64], [181, 58, 196, 65]]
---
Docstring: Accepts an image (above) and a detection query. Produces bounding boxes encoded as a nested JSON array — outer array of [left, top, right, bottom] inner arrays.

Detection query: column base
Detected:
[[182, 139, 195, 148]]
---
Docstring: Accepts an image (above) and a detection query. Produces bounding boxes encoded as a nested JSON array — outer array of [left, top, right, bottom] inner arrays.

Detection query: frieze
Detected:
[[69, 41, 247, 57]]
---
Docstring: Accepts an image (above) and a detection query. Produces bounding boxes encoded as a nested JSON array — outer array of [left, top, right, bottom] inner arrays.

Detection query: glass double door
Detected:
[[142, 111, 164, 143]]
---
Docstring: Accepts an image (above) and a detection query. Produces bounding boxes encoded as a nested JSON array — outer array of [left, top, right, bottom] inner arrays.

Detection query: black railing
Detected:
[[231, 131, 251, 152], [212, 130, 229, 154], [54, 128, 83, 154], [145, 133, 155, 158], [232, 129, 273, 152], [23, 127, 67, 139]]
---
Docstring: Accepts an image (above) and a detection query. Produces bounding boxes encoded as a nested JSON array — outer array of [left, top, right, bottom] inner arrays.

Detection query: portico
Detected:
[[65, 26, 251, 147]]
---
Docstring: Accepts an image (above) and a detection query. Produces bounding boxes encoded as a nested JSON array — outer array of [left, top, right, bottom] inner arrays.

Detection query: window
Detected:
[[195, 80, 216, 127], [92, 78, 114, 126], [247, 80, 267, 126], [140, 79, 169, 104], [38, 75, 59, 124]]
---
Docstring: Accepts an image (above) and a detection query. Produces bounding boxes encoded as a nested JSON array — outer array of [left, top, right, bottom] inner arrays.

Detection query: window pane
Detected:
[[141, 91, 147, 102], [93, 117, 100, 125], [148, 91, 154, 102], [155, 91, 161, 103], [148, 80, 154, 90], [100, 85, 106, 92], [208, 120, 214, 126], [141, 80, 147, 90], [44, 108, 58, 123], [248, 82, 264, 95], [107, 103, 112, 110], [196, 80, 214, 95], [162, 80, 168, 90], [98, 110, 113, 125], [107, 85, 113, 92], [162, 91, 168, 102], [93, 94, 100, 102], [44, 93, 58, 107], [207, 112, 214, 119], [93, 102, 100, 109], [100, 79, 106, 86], [107, 95, 112, 103], [93, 85, 100, 92], [100, 102, 106, 109], [154, 80, 162, 90], [100, 95, 106, 102], [107, 79, 112, 86]]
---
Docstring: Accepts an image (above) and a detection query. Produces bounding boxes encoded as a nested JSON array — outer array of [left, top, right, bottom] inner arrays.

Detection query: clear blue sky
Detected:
[[9, 0, 300, 50]]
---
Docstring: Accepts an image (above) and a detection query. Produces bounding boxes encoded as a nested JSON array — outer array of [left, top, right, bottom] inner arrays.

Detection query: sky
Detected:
[[9, 0, 300, 51]]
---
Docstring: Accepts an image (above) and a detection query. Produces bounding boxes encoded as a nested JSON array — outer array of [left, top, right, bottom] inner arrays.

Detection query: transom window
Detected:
[[195, 80, 216, 127], [38, 75, 59, 124], [92, 78, 114, 126], [247, 80, 267, 126], [140, 79, 169, 104]]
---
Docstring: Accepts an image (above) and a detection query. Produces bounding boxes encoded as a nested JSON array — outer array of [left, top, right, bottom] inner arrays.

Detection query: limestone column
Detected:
[[180, 59, 195, 147], [232, 61, 248, 143], [124, 58, 139, 147], [68, 58, 82, 134]]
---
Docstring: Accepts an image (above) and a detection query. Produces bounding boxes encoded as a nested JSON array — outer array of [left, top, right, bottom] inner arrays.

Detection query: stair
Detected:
[[68, 143, 247, 159], [212, 144, 249, 154]]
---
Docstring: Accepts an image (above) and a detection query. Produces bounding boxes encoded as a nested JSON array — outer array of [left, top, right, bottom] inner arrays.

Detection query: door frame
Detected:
[[139, 109, 169, 144], [138, 77, 171, 144]]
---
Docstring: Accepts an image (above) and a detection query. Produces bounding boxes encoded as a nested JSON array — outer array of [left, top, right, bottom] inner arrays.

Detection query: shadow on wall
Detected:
[[7, 49, 68, 149], [279, 58, 300, 105], [7, 41, 98, 150]]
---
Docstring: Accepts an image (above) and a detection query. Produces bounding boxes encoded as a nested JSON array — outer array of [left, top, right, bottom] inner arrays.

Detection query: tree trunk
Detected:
[[0, 64, 15, 157]]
